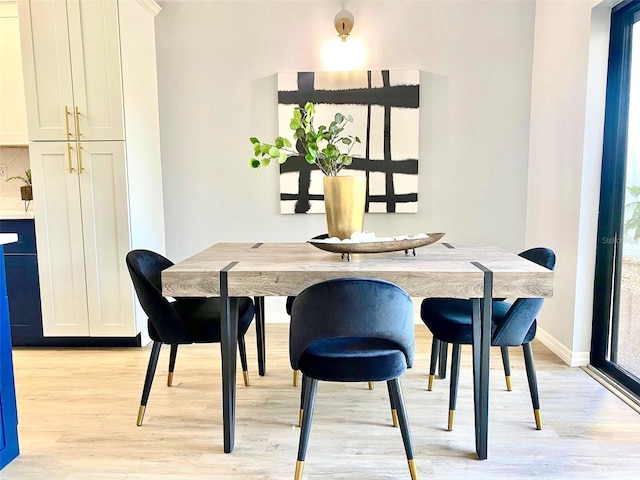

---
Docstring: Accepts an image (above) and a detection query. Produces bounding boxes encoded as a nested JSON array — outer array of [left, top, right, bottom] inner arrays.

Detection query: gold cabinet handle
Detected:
[[74, 107, 84, 173], [64, 106, 72, 140], [67, 143, 75, 174], [77, 143, 83, 173], [74, 106, 81, 140]]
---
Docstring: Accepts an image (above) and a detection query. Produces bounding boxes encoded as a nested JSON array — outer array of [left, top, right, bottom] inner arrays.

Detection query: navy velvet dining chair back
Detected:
[[126, 249, 257, 426], [490, 248, 555, 346], [289, 278, 418, 480], [420, 246, 556, 432], [127, 249, 192, 343]]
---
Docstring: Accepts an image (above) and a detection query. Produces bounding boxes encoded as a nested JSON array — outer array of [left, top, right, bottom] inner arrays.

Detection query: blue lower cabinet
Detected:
[[5, 256, 42, 338], [0, 247, 20, 469], [0, 220, 43, 343]]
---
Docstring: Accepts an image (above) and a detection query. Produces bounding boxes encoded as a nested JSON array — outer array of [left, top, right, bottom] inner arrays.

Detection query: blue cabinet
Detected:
[[0, 244, 20, 469], [0, 220, 43, 341]]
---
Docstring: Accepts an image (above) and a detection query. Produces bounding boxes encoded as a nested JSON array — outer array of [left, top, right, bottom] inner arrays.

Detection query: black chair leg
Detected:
[[428, 337, 440, 391], [295, 376, 318, 480], [238, 335, 250, 387], [138, 340, 162, 426], [387, 380, 399, 427], [501, 346, 512, 391], [438, 341, 448, 380], [448, 343, 461, 431], [523, 342, 542, 430], [298, 373, 308, 427], [168, 344, 178, 387], [387, 378, 418, 480], [254, 296, 266, 376]]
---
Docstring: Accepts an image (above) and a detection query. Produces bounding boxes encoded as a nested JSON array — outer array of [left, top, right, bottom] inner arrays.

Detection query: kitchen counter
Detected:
[[0, 210, 34, 220], [0, 233, 18, 245]]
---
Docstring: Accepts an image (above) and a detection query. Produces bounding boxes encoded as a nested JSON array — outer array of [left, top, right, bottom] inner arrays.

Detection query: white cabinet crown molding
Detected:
[[136, 0, 161, 17]]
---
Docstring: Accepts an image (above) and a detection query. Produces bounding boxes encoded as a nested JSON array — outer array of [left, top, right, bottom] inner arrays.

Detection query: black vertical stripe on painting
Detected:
[[382, 70, 395, 213], [294, 171, 312, 213], [365, 70, 372, 213]]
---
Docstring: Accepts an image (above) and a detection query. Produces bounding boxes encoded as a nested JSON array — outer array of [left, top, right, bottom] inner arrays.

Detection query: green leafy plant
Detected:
[[249, 102, 361, 176], [625, 185, 640, 240], [6, 168, 31, 186]]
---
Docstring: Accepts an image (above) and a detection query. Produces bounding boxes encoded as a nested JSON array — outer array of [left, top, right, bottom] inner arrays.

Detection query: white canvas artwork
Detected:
[[277, 70, 420, 214]]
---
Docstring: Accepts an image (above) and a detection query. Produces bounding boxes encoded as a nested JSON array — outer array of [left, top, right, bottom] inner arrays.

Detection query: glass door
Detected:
[[593, 0, 640, 396]]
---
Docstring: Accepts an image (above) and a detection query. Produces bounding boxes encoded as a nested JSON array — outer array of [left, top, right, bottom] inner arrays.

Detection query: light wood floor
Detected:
[[4, 325, 640, 479]]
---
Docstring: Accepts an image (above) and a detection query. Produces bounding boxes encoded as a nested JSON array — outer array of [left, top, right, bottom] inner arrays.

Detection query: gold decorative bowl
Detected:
[[308, 232, 446, 257]]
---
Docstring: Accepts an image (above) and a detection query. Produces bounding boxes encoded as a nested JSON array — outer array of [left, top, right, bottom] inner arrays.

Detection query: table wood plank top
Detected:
[[162, 242, 554, 299]]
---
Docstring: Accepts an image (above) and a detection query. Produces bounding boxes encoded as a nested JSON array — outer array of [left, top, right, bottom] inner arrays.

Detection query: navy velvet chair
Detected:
[[126, 249, 256, 426], [420, 247, 556, 431], [290, 278, 418, 480]]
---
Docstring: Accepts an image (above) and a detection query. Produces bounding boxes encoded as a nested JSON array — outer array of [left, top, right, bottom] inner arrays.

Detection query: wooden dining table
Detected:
[[161, 241, 554, 459]]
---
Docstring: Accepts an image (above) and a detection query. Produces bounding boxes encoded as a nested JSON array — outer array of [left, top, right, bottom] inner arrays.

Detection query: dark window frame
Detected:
[[591, 0, 640, 396]]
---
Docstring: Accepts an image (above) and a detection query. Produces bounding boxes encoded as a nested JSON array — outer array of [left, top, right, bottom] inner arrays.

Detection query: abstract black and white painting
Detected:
[[278, 70, 420, 214]]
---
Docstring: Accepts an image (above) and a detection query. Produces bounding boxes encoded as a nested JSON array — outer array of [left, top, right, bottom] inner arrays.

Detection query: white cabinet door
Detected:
[[29, 141, 89, 336], [18, 0, 74, 142], [18, 0, 124, 142], [66, 0, 124, 142], [78, 142, 134, 337], [29, 141, 134, 337], [0, 1, 28, 145]]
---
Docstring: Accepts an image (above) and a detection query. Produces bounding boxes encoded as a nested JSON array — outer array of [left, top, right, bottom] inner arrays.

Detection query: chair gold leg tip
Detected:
[[447, 410, 455, 431], [391, 409, 399, 428], [294, 460, 304, 480], [167, 372, 173, 387], [505, 375, 512, 391], [298, 409, 303, 428], [293, 370, 299, 387], [534, 409, 542, 430], [368, 381, 374, 390], [136, 405, 146, 426], [428, 375, 434, 391], [408, 459, 418, 480], [243, 370, 250, 387]]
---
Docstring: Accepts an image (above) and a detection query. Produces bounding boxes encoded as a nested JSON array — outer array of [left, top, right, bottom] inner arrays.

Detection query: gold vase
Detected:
[[323, 176, 366, 240]]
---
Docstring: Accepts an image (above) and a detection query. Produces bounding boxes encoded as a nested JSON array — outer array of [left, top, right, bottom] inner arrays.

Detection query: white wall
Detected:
[[526, 0, 611, 366], [155, 1, 554, 323], [155, 0, 536, 262]]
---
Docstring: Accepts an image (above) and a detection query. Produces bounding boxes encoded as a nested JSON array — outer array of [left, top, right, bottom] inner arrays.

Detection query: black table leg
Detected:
[[221, 265, 239, 453], [471, 267, 492, 460], [254, 296, 266, 376]]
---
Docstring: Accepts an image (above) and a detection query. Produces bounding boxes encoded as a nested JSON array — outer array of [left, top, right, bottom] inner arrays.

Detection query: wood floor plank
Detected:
[[3, 325, 640, 479]]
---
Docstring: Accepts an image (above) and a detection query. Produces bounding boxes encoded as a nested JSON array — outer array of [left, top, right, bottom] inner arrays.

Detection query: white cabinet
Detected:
[[18, 0, 124, 142], [19, 0, 165, 341], [29, 141, 134, 337], [0, 1, 28, 145]]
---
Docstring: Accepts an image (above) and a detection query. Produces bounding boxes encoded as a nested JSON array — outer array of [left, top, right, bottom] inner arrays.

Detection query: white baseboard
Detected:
[[536, 326, 590, 367]]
